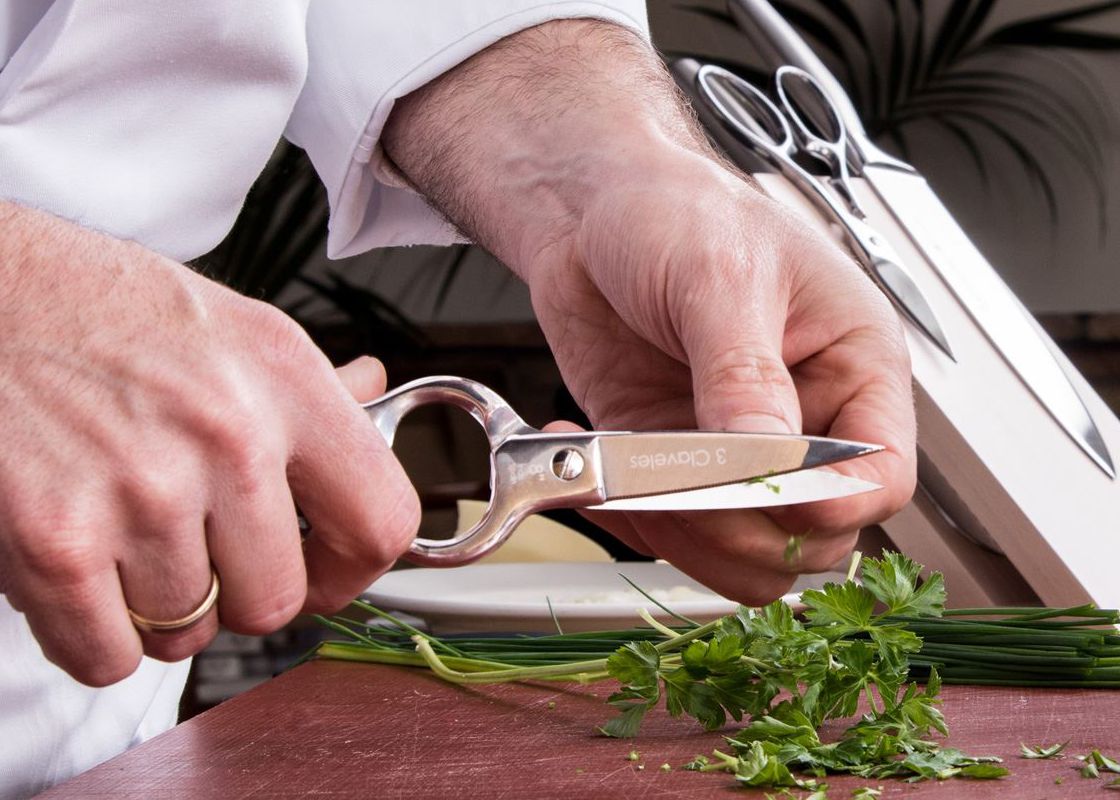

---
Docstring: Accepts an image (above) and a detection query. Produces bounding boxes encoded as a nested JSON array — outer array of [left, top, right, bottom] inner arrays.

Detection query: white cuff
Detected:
[[284, 1, 649, 259]]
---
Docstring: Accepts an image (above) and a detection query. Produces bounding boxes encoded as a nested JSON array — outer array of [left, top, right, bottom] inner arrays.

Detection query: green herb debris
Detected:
[[1078, 749, 1120, 783], [1020, 741, 1068, 759], [315, 552, 1120, 793]]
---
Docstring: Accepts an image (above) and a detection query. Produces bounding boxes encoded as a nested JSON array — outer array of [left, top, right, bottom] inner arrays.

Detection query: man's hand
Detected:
[[0, 201, 419, 686], [384, 19, 915, 602]]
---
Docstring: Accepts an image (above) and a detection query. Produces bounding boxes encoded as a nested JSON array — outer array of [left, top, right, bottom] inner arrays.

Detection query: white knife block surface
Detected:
[[756, 172, 1120, 608]]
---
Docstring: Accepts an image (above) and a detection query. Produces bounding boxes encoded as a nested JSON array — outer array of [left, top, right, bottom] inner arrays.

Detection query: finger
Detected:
[[105, 458, 218, 662], [121, 553, 219, 664], [205, 464, 306, 637], [335, 355, 387, 403], [4, 521, 143, 685], [26, 571, 144, 686], [290, 372, 420, 613], [773, 325, 917, 536], [674, 263, 802, 435]]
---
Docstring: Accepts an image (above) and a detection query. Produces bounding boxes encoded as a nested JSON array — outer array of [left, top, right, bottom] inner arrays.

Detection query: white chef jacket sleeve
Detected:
[[284, 1, 649, 259]]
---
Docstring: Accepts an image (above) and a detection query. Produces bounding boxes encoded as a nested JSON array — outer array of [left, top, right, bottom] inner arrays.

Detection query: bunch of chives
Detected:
[[313, 599, 1120, 688]]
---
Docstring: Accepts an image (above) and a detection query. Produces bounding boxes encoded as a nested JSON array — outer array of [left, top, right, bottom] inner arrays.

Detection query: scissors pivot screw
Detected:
[[551, 449, 585, 481]]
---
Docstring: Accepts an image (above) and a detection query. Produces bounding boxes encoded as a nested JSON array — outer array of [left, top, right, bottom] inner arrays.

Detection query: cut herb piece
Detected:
[[782, 534, 804, 565], [1080, 758, 1101, 779], [1085, 750, 1120, 774], [682, 755, 710, 771], [1020, 741, 1068, 759]]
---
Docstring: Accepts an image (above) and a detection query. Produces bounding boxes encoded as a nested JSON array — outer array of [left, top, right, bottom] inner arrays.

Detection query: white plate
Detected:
[[362, 562, 846, 634]]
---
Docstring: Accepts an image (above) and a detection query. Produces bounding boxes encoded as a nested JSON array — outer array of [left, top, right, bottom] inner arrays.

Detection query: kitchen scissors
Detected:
[[364, 376, 882, 566], [695, 63, 955, 361]]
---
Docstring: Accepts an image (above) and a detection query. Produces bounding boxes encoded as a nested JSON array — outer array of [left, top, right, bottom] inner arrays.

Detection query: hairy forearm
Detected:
[[381, 19, 732, 275]]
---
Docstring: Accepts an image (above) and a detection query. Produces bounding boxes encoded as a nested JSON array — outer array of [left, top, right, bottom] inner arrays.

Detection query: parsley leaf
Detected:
[[860, 552, 946, 617], [801, 582, 876, 629]]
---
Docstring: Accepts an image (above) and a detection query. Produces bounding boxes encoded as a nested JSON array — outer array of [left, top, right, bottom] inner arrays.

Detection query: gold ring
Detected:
[[128, 569, 220, 632]]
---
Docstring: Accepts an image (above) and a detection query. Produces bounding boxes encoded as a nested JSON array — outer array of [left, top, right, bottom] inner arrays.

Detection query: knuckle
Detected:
[[34, 591, 143, 686], [225, 597, 300, 637], [121, 467, 195, 532], [15, 520, 100, 585], [702, 345, 793, 398], [248, 303, 318, 366], [696, 345, 796, 427], [377, 486, 422, 556], [195, 394, 257, 454], [191, 408, 283, 499], [223, 431, 283, 500], [321, 483, 420, 572], [799, 531, 860, 573], [728, 572, 797, 607]]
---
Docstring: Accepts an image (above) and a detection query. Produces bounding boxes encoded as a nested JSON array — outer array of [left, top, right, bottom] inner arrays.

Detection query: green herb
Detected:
[[659, 763, 672, 772], [1097, 751, 1120, 774], [1020, 741, 1068, 759], [851, 789, 881, 798], [1107, 777, 1120, 789], [1080, 750, 1120, 774], [683, 755, 711, 771], [783, 535, 804, 565], [625, 750, 640, 762], [746, 473, 782, 494], [315, 552, 1120, 792]]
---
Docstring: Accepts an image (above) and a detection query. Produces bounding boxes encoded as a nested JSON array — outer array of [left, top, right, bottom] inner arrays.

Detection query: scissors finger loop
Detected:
[[774, 66, 865, 217]]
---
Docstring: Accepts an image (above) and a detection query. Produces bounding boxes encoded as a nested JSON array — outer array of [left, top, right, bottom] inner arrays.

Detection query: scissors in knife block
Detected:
[[361, 376, 882, 567], [695, 63, 956, 362]]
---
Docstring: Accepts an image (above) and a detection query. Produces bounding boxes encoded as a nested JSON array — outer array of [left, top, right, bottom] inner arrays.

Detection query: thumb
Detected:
[[334, 355, 388, 403], [688, 323, 801, 435]]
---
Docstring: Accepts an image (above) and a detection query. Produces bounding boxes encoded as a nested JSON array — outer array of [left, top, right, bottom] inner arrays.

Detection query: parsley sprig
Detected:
[[595, 553, 1006, 785]]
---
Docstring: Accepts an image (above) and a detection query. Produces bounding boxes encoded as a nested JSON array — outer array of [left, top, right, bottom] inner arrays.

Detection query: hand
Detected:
[[383, 19, 915, 602], [0, 201, 419, 686], [529, 158, 915, 602]]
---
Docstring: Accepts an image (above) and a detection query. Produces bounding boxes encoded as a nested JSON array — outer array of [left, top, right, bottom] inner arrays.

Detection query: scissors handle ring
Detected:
[[363, 375, 528, 448], [362, 376, 602, 567], [774, 65, 865, 217]]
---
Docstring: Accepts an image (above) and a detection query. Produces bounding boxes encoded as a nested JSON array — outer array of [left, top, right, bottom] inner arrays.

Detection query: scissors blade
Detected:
[[592, 469, 881, 511], [592, 431, 880, 502], [848, 214, 956, 360], [872, 255, 954, 360]]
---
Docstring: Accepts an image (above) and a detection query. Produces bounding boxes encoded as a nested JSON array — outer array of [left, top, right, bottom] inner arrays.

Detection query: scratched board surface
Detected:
[[41, 660, 1120, 798]]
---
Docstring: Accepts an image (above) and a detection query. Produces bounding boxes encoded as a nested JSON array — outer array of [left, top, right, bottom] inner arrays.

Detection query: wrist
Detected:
[[381, 18, 729, 277]]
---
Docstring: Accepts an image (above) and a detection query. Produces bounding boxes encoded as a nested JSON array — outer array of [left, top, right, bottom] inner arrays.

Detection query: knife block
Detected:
[[670, 56, 1120, 609], [755, 170, 1120, 609]]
